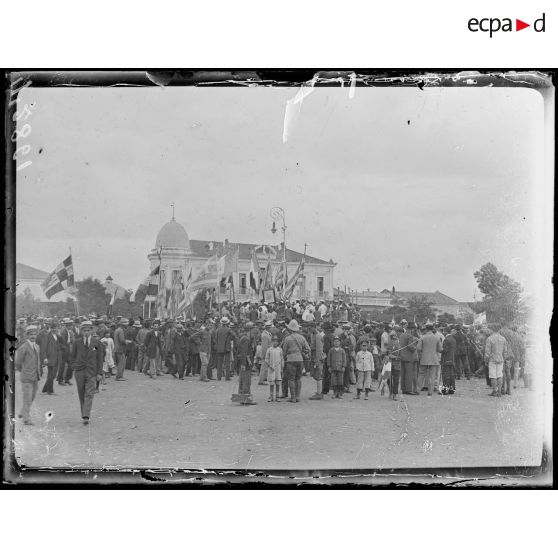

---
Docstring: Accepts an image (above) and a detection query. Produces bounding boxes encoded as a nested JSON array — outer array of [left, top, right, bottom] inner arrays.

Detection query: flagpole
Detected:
[[69, 246, 80, 316], [270, 207, 287, 303], [157, 246, 163, 319]]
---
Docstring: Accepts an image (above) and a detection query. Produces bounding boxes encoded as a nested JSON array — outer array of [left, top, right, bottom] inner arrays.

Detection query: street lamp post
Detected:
[[270, 207, 287, 301]]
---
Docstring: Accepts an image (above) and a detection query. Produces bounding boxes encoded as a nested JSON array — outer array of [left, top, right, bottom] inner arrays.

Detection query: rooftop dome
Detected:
[[155, 218, 190, 251]]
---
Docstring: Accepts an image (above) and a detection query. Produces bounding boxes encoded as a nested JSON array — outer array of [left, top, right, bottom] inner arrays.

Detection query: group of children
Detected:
[[254, 332, 385, 403]]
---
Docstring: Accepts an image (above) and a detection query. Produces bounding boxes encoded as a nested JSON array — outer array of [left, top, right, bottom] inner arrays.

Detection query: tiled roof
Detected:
[[16, 262, 49, 281], [385, 290, 460, 305], [189, 240, 333, 265]]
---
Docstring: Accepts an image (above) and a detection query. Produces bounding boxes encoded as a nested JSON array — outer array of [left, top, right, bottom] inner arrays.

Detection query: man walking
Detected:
[[70, 320, 103, 425], [56, 318, 74, 386], [40, 321, 61, 395], [417, 324, 442, 396], [15, 325, 42, 425]]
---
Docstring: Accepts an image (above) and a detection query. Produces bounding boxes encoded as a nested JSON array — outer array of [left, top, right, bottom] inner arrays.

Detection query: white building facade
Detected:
[[146, 219, 336, 314]]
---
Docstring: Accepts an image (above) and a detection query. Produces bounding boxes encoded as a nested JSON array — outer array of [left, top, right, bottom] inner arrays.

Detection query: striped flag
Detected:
[[262, 254, 273, 291], [176, 267, 194, 316], [249, 249, 260, 291], [274, 262, 287, 291], [41, 254, 75, 299], [189, 255, 221, 291], [284, 258, 305, 300], [143, 265, 161, 303]]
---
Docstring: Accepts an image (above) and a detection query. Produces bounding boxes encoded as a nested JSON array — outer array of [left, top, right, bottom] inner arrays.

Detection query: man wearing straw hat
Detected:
[[15, 325, 42, 425], [70, 320, 103, 425]]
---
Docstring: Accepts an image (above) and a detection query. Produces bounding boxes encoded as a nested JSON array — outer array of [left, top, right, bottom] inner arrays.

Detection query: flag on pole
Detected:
[[223, 245, 239, 276], [189, 255, 222, 291], [41, 254, 75, 299], [249, 249, 260, 291], [136, 265, 160, 303], [284, 258, 305, 300], [176, 267, 193, 316], [262, 254, 273, 291], [273, 262, 288, 292]]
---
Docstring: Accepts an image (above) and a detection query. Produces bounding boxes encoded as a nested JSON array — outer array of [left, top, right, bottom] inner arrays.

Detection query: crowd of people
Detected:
[[14, 298, 532, 425]]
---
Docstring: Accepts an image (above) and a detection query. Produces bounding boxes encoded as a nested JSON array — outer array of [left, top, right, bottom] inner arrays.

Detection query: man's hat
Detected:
[[455, 324, 462, 330], [81, 320, 93, 327], [133, 320, 141, 327], [220, 317, 230, 324], [287, 319, 300, 332], [333, 335, 340, 340], [120, 317, 128, 325], [26, 325, 38, 333], [425, 323, 434, 330], [271, 335, 280, 341], [322, 321, 332, 330]]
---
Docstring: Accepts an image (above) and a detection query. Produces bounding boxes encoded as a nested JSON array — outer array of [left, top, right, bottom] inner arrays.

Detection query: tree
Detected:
[[473, 263, 525, 323], [50, 297, 77, 317], [112, 290, 144, 320], [407, 296, 437, 322], [16, 287, 42, 316], [379, 305, 409, 323], [437, 312, 456, 324], [76, 277, 111, 316]]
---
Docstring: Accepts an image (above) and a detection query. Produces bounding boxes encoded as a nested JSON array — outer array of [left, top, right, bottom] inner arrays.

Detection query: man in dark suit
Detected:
[[40, 321, 61, 394], [70, 320, 103, 425], [144, 320, 164, 378], [56, 318, 74, 386]]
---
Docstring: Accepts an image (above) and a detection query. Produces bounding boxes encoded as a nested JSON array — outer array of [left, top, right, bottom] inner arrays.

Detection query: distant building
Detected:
[[351, 289, 392, 311], [380, 289, 473, 318], [145, 218, 337, 314], [16, 262, 75, 303]]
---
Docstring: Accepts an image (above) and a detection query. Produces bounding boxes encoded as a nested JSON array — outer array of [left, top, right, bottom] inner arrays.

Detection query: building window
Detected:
[[239, 273, 247, 294], [317, 276, 324, 296]]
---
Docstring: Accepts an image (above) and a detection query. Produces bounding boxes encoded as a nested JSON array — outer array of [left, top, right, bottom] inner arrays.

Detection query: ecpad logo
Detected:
[[468, 13, 546, 37]]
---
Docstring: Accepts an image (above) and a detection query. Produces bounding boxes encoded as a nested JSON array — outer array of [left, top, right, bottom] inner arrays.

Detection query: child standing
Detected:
[[355, 340, 375, 399], [370, 339, 381, 381], [327, 336, 347, 399], [264, 336, 284, 402], [100, 330, 114, 379]]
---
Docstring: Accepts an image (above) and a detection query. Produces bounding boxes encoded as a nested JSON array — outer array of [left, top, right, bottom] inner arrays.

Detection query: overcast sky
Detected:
[[16, 83, 544, 301]]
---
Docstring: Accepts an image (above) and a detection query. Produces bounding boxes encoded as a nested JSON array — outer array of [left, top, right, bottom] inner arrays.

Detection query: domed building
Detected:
[[143, 216, 336, 318]]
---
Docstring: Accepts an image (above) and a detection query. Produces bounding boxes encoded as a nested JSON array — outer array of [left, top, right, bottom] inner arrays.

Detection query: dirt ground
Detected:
[[11, 367, 544, 471]]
